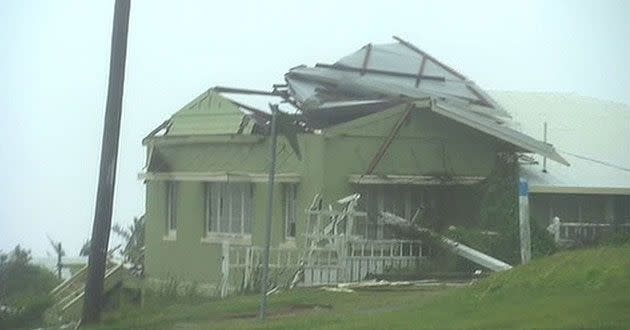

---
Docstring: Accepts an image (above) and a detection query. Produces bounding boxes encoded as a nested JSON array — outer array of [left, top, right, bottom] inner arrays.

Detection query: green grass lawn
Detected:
[[95, 244, 630, 329]]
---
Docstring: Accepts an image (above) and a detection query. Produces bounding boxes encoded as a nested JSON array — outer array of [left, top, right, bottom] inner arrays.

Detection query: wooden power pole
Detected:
[[82, 0, 131, 324], [259, 105, 278, 320]]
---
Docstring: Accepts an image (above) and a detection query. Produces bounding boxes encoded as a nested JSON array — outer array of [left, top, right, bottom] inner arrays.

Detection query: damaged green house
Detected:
[[139, 38, 568, 293]]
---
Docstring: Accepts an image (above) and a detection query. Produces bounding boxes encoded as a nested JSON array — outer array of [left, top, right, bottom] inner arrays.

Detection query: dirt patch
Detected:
[[287, 303, 333, 312], [221, 304, 332, 321], [174, 304, 333, 329]]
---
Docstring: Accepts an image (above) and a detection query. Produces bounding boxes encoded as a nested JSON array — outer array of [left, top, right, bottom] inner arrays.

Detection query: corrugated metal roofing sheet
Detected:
[[281, 37, 567, 165], [285, 38, 510, 119]]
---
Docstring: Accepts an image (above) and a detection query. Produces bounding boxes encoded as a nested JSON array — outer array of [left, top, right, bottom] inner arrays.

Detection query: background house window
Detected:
[[284, 184, 298, 239], [206, 182, 253, 236], [166, 181, 178, 236]]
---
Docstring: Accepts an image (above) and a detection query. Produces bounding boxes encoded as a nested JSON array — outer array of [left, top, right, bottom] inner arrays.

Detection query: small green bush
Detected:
[[442, 222, 557, 271], [424, 154, 557, 273], [605, 230, 630, 246], [0, 245, 60, 329]]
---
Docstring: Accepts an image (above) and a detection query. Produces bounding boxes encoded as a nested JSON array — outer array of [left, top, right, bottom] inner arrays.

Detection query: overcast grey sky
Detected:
[[1, 0, 629, 257]]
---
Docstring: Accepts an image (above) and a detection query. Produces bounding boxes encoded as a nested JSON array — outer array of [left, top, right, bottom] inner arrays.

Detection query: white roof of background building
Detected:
[[491, 91, 630, 195]]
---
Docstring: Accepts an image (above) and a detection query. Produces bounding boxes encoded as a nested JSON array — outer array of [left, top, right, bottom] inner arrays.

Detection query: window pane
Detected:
[[168, 182, 177, 231], [291, 185, 297, 237], [410, 189, 426, 220], [580, 195, 605, 222], [206, 183, 253, 234], [243, 184, 253, 233], [551, 195, 579, 222], [219, 183, 230, 232], [165, 182, 170, 232], [207, 183, 218, 233], [367, 221, 377, 239], [285, 184, 297, 238], [284, 185, 290, 237], [365, 188, 379, 221], [382, 186, 406, 217], [231, 184, 243, 234]]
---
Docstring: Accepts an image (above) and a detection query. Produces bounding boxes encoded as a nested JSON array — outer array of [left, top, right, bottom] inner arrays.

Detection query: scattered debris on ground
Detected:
[[321, 279, 473, 293]]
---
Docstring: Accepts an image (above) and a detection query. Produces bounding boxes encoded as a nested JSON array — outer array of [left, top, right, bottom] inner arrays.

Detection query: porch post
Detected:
[[518, 177, 531, 264], [220, 241, 230, 298]]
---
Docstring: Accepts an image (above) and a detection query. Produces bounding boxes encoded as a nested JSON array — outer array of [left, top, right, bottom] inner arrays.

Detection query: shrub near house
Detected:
[[0, 245, 61, 329]]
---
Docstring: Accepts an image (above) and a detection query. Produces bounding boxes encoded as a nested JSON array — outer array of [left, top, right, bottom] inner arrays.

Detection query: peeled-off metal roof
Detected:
[[286, 37, 510, 119], [283, 37, 568, 166]]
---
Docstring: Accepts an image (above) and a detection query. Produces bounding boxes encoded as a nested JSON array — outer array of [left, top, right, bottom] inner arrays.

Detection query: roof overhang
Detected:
[[349, 174, 485, 185], [529, 185, 630, 195], [432, 101, 570, 166], [143, 135, 264, 146], [139, 171, 300, 183]]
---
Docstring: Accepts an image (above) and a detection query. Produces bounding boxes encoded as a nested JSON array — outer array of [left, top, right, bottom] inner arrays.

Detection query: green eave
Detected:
[[167, 89, 246, 136], [143, 134, 264, 146]]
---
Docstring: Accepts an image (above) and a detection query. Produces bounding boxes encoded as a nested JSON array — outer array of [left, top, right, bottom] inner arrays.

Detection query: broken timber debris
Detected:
[[321, 279, 472, 293]]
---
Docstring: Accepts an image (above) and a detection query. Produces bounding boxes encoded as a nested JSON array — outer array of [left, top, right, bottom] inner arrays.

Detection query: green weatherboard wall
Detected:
[[143, 91, 505, 287]]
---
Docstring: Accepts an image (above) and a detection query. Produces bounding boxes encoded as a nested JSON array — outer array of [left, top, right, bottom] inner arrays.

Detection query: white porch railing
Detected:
[[219, 194, 426, 296], [301, 239, 424, 286], [343, 239, 423, 283], [302, 204, 425, 285], [546, 217, 630, 244], [221, 244, 300, 297]]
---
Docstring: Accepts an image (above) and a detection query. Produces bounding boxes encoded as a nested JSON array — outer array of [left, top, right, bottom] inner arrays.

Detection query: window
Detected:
[[166, 181, 178, 236], [358, 185, 428, 239], [284, 184, 298, 239], [205, 182, 253, 236]]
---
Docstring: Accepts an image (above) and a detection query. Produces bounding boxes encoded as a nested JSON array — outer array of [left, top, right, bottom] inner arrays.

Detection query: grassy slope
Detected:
[[96, 245, 630, 329]]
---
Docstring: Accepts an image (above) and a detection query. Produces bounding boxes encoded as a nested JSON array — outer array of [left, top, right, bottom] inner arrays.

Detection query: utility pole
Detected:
[[47, 237, 65, 279], [259, 104, 279, 320], [56, 242, 63, 279], [82, 0, 131, 324], [542, 122, 548, 173]]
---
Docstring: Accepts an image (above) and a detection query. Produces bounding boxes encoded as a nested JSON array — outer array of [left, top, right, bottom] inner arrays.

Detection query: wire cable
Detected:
[[558, 149, 630, 172]]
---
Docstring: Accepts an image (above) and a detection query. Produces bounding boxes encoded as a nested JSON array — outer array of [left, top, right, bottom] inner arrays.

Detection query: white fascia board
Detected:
[[349, 174, 485, 185], [138, 171, 300, 183]]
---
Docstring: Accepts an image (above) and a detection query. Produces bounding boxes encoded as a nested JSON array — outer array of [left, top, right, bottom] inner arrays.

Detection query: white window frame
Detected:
[[202, 182, 253, 244], [284, 184, 298, 240], [164, 181, 178, 240]]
